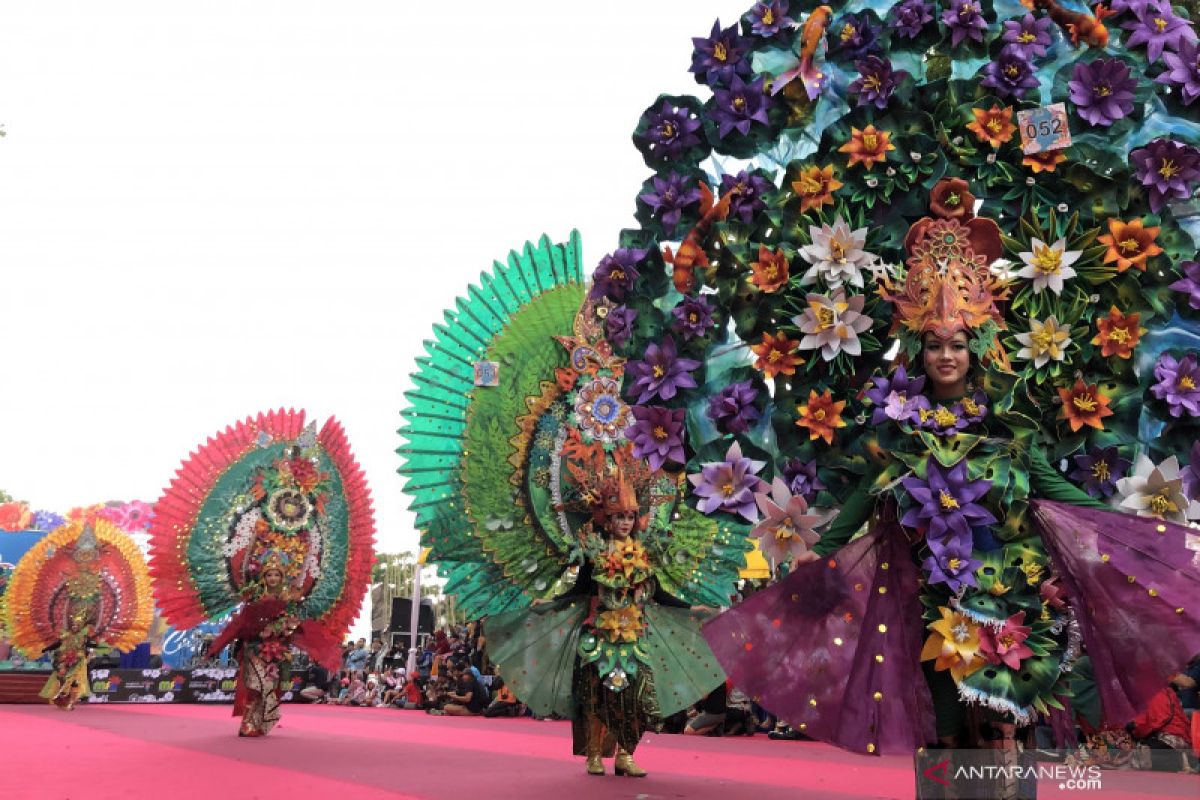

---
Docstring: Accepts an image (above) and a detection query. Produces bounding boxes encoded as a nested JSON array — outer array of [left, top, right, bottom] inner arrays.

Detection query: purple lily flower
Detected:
[[1002, 13, 1054, 58], [900, 458, 998, 543], [32, 509, 65, 532], [782, 458, 826, 504], [849, 56, 908, 110], [1108, 0, 1172, 15], [589, 249, 645, 303], [942, 0, 989, 49], [1068, 446, 1132, 499], [690, 19, 752, 87], [604, 305, 638, 348], [923, 536, 982, 593], [1123, 5, 1198, 63], [706, 380, 761, 435], [1150, 352, 1200, 417], [689, 441, 769, 521], [1157, 39, 1200, 105], [625, 336, 701, 404], [889, 0, 935, 39], [712, 75, 773, 138], [1069, 59, 1138, 127], [863, 365, 927, 425], [1169, 260, 1200, 310], [635, 100, 705, 163], [981, 46, 1040, 101], [1130, 139, 1200, 214], [671, 295, 717, 341], [830, 12, 881, 61], [639, 173, 703, 232], [627, 406, 687, 472], [1184, 441, 1200, 501], [747, 1, 795, 38], [720, 170, 773, 224]]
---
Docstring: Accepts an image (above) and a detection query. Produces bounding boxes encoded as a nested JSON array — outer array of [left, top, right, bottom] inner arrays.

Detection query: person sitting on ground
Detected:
[[298, 662, 328, 703], [685, 681, 728, 736], [442, 666, 487, 716], [424, 675, 448, 712], [1129, 685, 1197, 773], [381, 668, 406, 706], [483, 676, 521, 718], [398, 676, 425, 709], [359, 675, 382, 707], [339, 670, 366, 706]]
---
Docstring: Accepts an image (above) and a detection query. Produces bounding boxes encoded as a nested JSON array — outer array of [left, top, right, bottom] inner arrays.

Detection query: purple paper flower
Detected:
[[690, 19, 751, 86], [1123, 5, 1198, 63], [923, 536, 982, 593], [889, 0, 935, 39], [672, 297, 715, 340], [981, 46, 1040, 101], [1002, 13, 1054, 58], [32, 509, 65, 532], [1150, 351, 1200, 417], [1130, 138, 1200, 214], [900, 458, 998, 543], [720, 170, 772, 224], [635, 100, 705, 163], [639, 173, 702, 232], [1184, 441, 1200, 501], [712, 75, 773, 138], [1068, 446, 1132, 499], [589, 249, 645, 303], [1157, 39, 1200, 105], [831, 12, 881, 61], [671, 294, 717, 340], [689, 441, 769, 521], [747, 1, 795, 38], [706, 380, 761, 435], [627, 406, 686, 472], [1108, 0, 1172, 15], [604, 305, 638, 348], [849, 56, 908, 110], [625, 336, 701, 404], [942, 0, 989, 48], [781, 458, 826, 503], [864, 365, 928, 425], [1069, 58, 1138, 127], [1169, 260, 1200, 310]]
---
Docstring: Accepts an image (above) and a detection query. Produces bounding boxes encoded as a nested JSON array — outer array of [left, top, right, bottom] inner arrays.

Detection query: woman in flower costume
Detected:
[[4, 518, 153, 710], [398, 237, 747, 776], [557, 0, 1200, 760], [149, 410, 375, 736]]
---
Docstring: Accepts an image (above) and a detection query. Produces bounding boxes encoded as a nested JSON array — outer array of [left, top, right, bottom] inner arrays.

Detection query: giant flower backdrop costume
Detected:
[[5, 516, 153, 708], [582, 0, 1200, 757], [149, 409, 374, 736], [398, 236, 747, 776]]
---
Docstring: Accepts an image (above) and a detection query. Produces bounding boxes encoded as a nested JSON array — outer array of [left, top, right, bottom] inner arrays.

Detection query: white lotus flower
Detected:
[[1114, 455, 1200, 523], [1015, 237, 1081, 295], [798, 217, 876, 289], [1014, 315, 1072, 368], [793, 289, 874, 361]]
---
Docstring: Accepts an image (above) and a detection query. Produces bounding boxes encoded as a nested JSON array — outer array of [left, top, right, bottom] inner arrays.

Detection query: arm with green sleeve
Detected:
[[1027, 446, 1109, 510], [812, 482, 876, 556]]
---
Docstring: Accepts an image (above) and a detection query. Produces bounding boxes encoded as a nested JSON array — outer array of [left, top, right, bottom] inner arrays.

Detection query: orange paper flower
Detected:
[[791, 164, 843, 213], [838, 125, 894, 171], [1022, 150, 1067, 173], [751, 332, 804, 378], [796, 389, 846, 445], [748, 245, 790, 293], [1091, 306, 1145, 359], [1098, 218, 1163, 273], [966, 105, 1016, 149], [1057, 379, 1114, 432]]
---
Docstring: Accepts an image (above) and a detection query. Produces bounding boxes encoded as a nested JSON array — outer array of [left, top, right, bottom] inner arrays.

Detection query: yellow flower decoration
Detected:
[[920, 606, 986, 683], [603, 539, 650, 581], [596, 605, 644, 643]]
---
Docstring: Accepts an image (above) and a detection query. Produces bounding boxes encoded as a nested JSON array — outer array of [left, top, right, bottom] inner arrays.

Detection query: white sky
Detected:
[[0, 0, 738, 560]]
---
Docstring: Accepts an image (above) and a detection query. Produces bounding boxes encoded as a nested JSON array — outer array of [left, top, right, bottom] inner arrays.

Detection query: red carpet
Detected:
[[0, 704, 1193, 799]]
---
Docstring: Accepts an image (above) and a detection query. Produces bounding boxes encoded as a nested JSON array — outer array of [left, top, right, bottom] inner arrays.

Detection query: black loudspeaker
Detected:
[[388, 598, 435, 634]]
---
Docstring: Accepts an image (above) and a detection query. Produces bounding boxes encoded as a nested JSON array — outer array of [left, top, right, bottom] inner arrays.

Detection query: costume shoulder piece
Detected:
[[398, 234, 749, 618], [149, 409, 375, 643], [5, 517, 153, 657]]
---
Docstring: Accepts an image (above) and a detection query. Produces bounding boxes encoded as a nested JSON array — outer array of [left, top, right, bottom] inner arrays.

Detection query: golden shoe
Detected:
[[585, 753, 605, 776], [614, 749, 647, 778]]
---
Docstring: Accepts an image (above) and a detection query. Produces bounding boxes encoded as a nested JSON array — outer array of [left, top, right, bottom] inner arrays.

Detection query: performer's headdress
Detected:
[[591, 466, 640, 524]]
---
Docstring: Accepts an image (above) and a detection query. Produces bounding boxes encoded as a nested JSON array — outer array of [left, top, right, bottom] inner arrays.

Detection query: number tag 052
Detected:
[[1017, 104, 1072, 155]]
